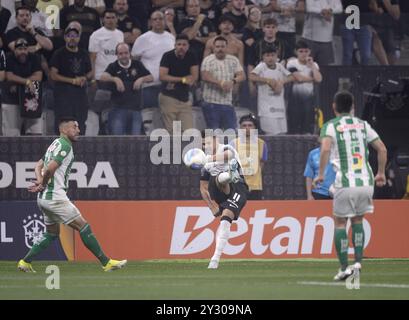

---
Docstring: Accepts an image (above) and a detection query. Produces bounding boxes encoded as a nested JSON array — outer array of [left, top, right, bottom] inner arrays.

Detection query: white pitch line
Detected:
[[297, 281, 409, 289]]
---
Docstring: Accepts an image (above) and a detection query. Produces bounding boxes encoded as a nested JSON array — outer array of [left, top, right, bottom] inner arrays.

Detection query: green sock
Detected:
[[334, 228, 349, 271], [352, 223, 365, 263], [79, 224, 109, 266], [23, 232, 58, 263]]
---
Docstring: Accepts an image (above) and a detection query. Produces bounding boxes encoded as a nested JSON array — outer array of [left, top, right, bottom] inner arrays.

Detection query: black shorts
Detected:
[[208, 176, 248, 220]]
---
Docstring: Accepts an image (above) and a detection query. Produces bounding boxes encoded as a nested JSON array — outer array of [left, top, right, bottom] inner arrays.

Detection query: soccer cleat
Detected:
[[351, 262, 362, 277], [352, 262, 362, 270], [333, 267, 353, 281], [17, 259, 36, 273], [207, 259, 219, 269], [103, 259, 127, 272], [204, 161, 217, 172], [228, 159, 240, 183]]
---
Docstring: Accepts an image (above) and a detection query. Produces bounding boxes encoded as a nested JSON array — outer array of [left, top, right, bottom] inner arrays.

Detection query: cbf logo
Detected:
[[22, 214, 46, 248]]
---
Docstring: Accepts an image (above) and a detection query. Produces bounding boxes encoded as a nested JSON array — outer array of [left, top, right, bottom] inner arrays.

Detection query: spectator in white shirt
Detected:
[[89, 8, 123, 115], [89, 9, 123, 80], [287, 40, 322, 134], [301, 0, 343, 65], [131, 10, 175, 108], [249, 46, 295, 135]]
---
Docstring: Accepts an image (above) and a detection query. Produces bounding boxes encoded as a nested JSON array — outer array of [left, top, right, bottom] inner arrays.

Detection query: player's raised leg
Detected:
[[208, 209, 235, 269], [216, 159, 240, 186], [18, 223, 60, 273], [69, 215, 127, 272]]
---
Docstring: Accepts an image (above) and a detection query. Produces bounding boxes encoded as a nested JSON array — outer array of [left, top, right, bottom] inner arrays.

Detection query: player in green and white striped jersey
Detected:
[[313, 91, 387, 282], [18, 117, 127, 273]]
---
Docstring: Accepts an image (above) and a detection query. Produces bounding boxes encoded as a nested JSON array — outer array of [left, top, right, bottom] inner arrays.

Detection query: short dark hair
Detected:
[[185, 0, 198, 7], [263, 18, 278, 27], [262, 46, 277, 56], [213, 36, 227, 45], [239, 113, 259, 129], [16, 6, 31, 17], [175, 33, 189, 42], [295, 40, 310, 50], [102, 8, 118, 17], [218, 14, 235, 26], [334, 91, 354, 113], [59, 117, 77, 126]]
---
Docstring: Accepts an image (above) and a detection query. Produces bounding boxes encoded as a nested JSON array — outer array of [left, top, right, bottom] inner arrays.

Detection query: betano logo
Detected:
[[170, 207, 371, 256]]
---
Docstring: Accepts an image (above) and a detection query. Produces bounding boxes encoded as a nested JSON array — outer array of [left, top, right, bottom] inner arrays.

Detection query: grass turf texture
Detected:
[[1, 259, 408, 300]]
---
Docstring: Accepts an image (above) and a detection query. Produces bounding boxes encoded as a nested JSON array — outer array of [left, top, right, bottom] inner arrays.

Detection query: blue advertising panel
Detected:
[[0, 202, 69, 260]]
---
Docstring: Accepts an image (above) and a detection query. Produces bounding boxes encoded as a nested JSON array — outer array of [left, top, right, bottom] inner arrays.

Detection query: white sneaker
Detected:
[[207, 259, 219, 269], [333, 267, 353, 281], [352, 262, 362, 270], [228, 159, 240, 183], [350, 262, 361, 279]]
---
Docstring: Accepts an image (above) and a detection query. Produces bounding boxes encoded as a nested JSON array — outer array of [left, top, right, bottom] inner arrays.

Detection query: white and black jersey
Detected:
[[200, 144, 248, 220], [201, 144, 245, 181]]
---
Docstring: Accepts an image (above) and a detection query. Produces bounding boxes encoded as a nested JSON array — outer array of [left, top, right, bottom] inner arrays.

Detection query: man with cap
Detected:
[[230, 113, 268, 200], [2, 37, 43, 136], [204, 14, 244, 66], [50, 22, 93, 134]]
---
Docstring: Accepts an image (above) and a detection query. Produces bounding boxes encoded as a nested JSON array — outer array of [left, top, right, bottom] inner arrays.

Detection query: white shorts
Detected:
[[37, 198, 81, 225], [333, 186, 374, 218], [259, 117, 287, 135]]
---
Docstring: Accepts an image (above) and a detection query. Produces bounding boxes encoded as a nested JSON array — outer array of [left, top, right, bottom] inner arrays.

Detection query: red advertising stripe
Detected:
[[73, 201, 409, 261]]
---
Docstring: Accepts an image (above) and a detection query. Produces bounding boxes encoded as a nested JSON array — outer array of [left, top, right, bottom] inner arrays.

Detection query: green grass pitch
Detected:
[[1, 259, 408, 300]]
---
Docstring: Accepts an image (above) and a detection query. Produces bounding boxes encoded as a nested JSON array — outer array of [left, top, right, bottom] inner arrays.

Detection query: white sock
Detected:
[[217, 172, 231, 184], [211, 220, 231, 261]]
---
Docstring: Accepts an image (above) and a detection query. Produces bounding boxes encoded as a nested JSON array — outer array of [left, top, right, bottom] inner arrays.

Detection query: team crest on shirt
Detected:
[[131, 68, 137, 77], [336, 125, 344, 132], [126, 22, 133, 30], [22, 214, 46, 249]]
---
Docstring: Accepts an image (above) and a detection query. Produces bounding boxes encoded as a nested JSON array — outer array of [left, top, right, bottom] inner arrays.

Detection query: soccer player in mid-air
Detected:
[[200, 133, 249, 269], [19, 117, 127, 272], [313, 91, 387, 281]]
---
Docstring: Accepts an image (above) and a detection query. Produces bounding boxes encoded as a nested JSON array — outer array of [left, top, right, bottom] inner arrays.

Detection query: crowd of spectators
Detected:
[[0, 0, 407, 136]]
